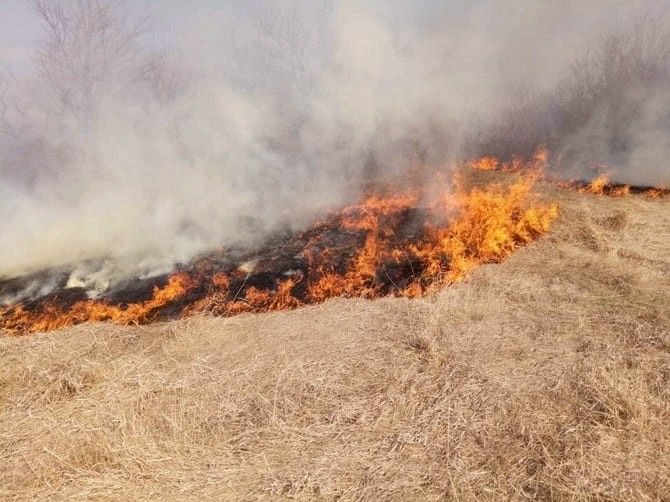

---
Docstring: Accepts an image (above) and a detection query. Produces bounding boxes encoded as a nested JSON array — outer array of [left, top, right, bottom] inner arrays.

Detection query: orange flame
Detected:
[[1, 273, 196, 334], [1, 162, 561, 334], [470, 149, 667, 199], [470, 157, 500, 171], [577, 174, 630, 197], [644, 184, 669, 199], [469, 148, 548, 176], [412, 173, 557, 284]]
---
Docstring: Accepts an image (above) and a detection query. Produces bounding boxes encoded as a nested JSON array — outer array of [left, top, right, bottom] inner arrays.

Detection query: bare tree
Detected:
[[226, 1, 332, 102], [136, 48, 189, 104], [29, 0, 151, 125], [0, 72, 18, 138], [473, 16, 670, 170]]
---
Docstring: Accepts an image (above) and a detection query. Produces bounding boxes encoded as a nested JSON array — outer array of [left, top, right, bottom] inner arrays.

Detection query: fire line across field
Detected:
[[0, 165, 559, 334]]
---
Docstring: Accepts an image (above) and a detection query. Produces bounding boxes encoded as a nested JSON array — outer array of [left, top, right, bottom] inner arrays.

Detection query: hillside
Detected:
[[1, 181, 669, 500]]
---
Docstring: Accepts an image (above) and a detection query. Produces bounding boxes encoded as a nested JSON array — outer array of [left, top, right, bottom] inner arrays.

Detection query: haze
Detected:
[[0, 0, 667, 287]]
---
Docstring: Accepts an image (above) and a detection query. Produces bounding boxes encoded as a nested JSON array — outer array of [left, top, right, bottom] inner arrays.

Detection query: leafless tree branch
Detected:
[[28, 0, 155, 124]]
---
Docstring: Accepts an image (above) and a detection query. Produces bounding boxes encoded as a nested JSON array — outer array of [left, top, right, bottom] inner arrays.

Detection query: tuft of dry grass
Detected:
[[1, 183, 669, 500]]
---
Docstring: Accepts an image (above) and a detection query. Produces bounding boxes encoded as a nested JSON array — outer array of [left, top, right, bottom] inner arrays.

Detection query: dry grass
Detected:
[[1, 183, 669, 500]]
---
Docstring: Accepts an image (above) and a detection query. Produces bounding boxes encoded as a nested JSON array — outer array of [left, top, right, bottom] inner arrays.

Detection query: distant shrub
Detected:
[[473, 17, 670, 177]]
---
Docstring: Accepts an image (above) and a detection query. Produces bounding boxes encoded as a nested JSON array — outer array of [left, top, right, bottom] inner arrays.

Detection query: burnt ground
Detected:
[[0, 204, 432, 328]]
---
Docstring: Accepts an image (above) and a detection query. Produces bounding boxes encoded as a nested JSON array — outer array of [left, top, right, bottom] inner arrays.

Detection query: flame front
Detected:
[[1, 163, 559, 334], [483, 148, 668, 198], [419, 174, 557, 283], [0, 273, 196, 334]]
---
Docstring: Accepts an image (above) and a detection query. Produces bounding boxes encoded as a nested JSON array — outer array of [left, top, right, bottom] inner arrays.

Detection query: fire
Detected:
[[557, 174, 667, 198], [469, 148, 667, 198], [646, 184, 669, 199], [469, 148, 548, 175], [422, 173, 557, 283], [306, 191, 423, 301], [0, 273, 196, 334], [577, 174, 630, 197], [584, 174, 610, 194], [470, 157, 500, 171], [1, 162, 559, 334]]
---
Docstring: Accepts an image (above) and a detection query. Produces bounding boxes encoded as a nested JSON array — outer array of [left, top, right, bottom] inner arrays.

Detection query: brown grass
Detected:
[[1, 182, 669, 500]]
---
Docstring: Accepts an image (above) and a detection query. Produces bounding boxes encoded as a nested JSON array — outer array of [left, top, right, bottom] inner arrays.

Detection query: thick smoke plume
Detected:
[[0, 0, 668, 292]]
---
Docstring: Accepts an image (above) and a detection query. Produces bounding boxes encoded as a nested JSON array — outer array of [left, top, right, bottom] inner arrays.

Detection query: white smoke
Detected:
[[0, 0, 667, 289]]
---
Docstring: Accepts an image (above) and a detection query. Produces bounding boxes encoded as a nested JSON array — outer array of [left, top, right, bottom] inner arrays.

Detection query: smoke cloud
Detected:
[[0, 0, 668, 290]]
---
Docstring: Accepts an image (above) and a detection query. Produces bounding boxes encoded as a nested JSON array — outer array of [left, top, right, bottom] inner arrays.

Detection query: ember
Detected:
[[1, 164, 558, 334]]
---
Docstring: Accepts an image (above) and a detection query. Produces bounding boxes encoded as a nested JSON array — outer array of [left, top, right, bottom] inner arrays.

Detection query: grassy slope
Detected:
[[1, 181, 669, 500]]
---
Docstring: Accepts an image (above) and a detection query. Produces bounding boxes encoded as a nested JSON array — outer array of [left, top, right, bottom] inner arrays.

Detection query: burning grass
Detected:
[[0, 179, 669, 500], [469, 147, 670, 199], [0, 165, 558, 335], [3, 148, 666, 337]]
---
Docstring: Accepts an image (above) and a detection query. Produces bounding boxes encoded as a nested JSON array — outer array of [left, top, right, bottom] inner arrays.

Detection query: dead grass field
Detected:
[[1, 181, 669, 500]]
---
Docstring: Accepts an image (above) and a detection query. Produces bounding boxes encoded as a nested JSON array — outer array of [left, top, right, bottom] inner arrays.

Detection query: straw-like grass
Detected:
[[1, 182, 669, 500]]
